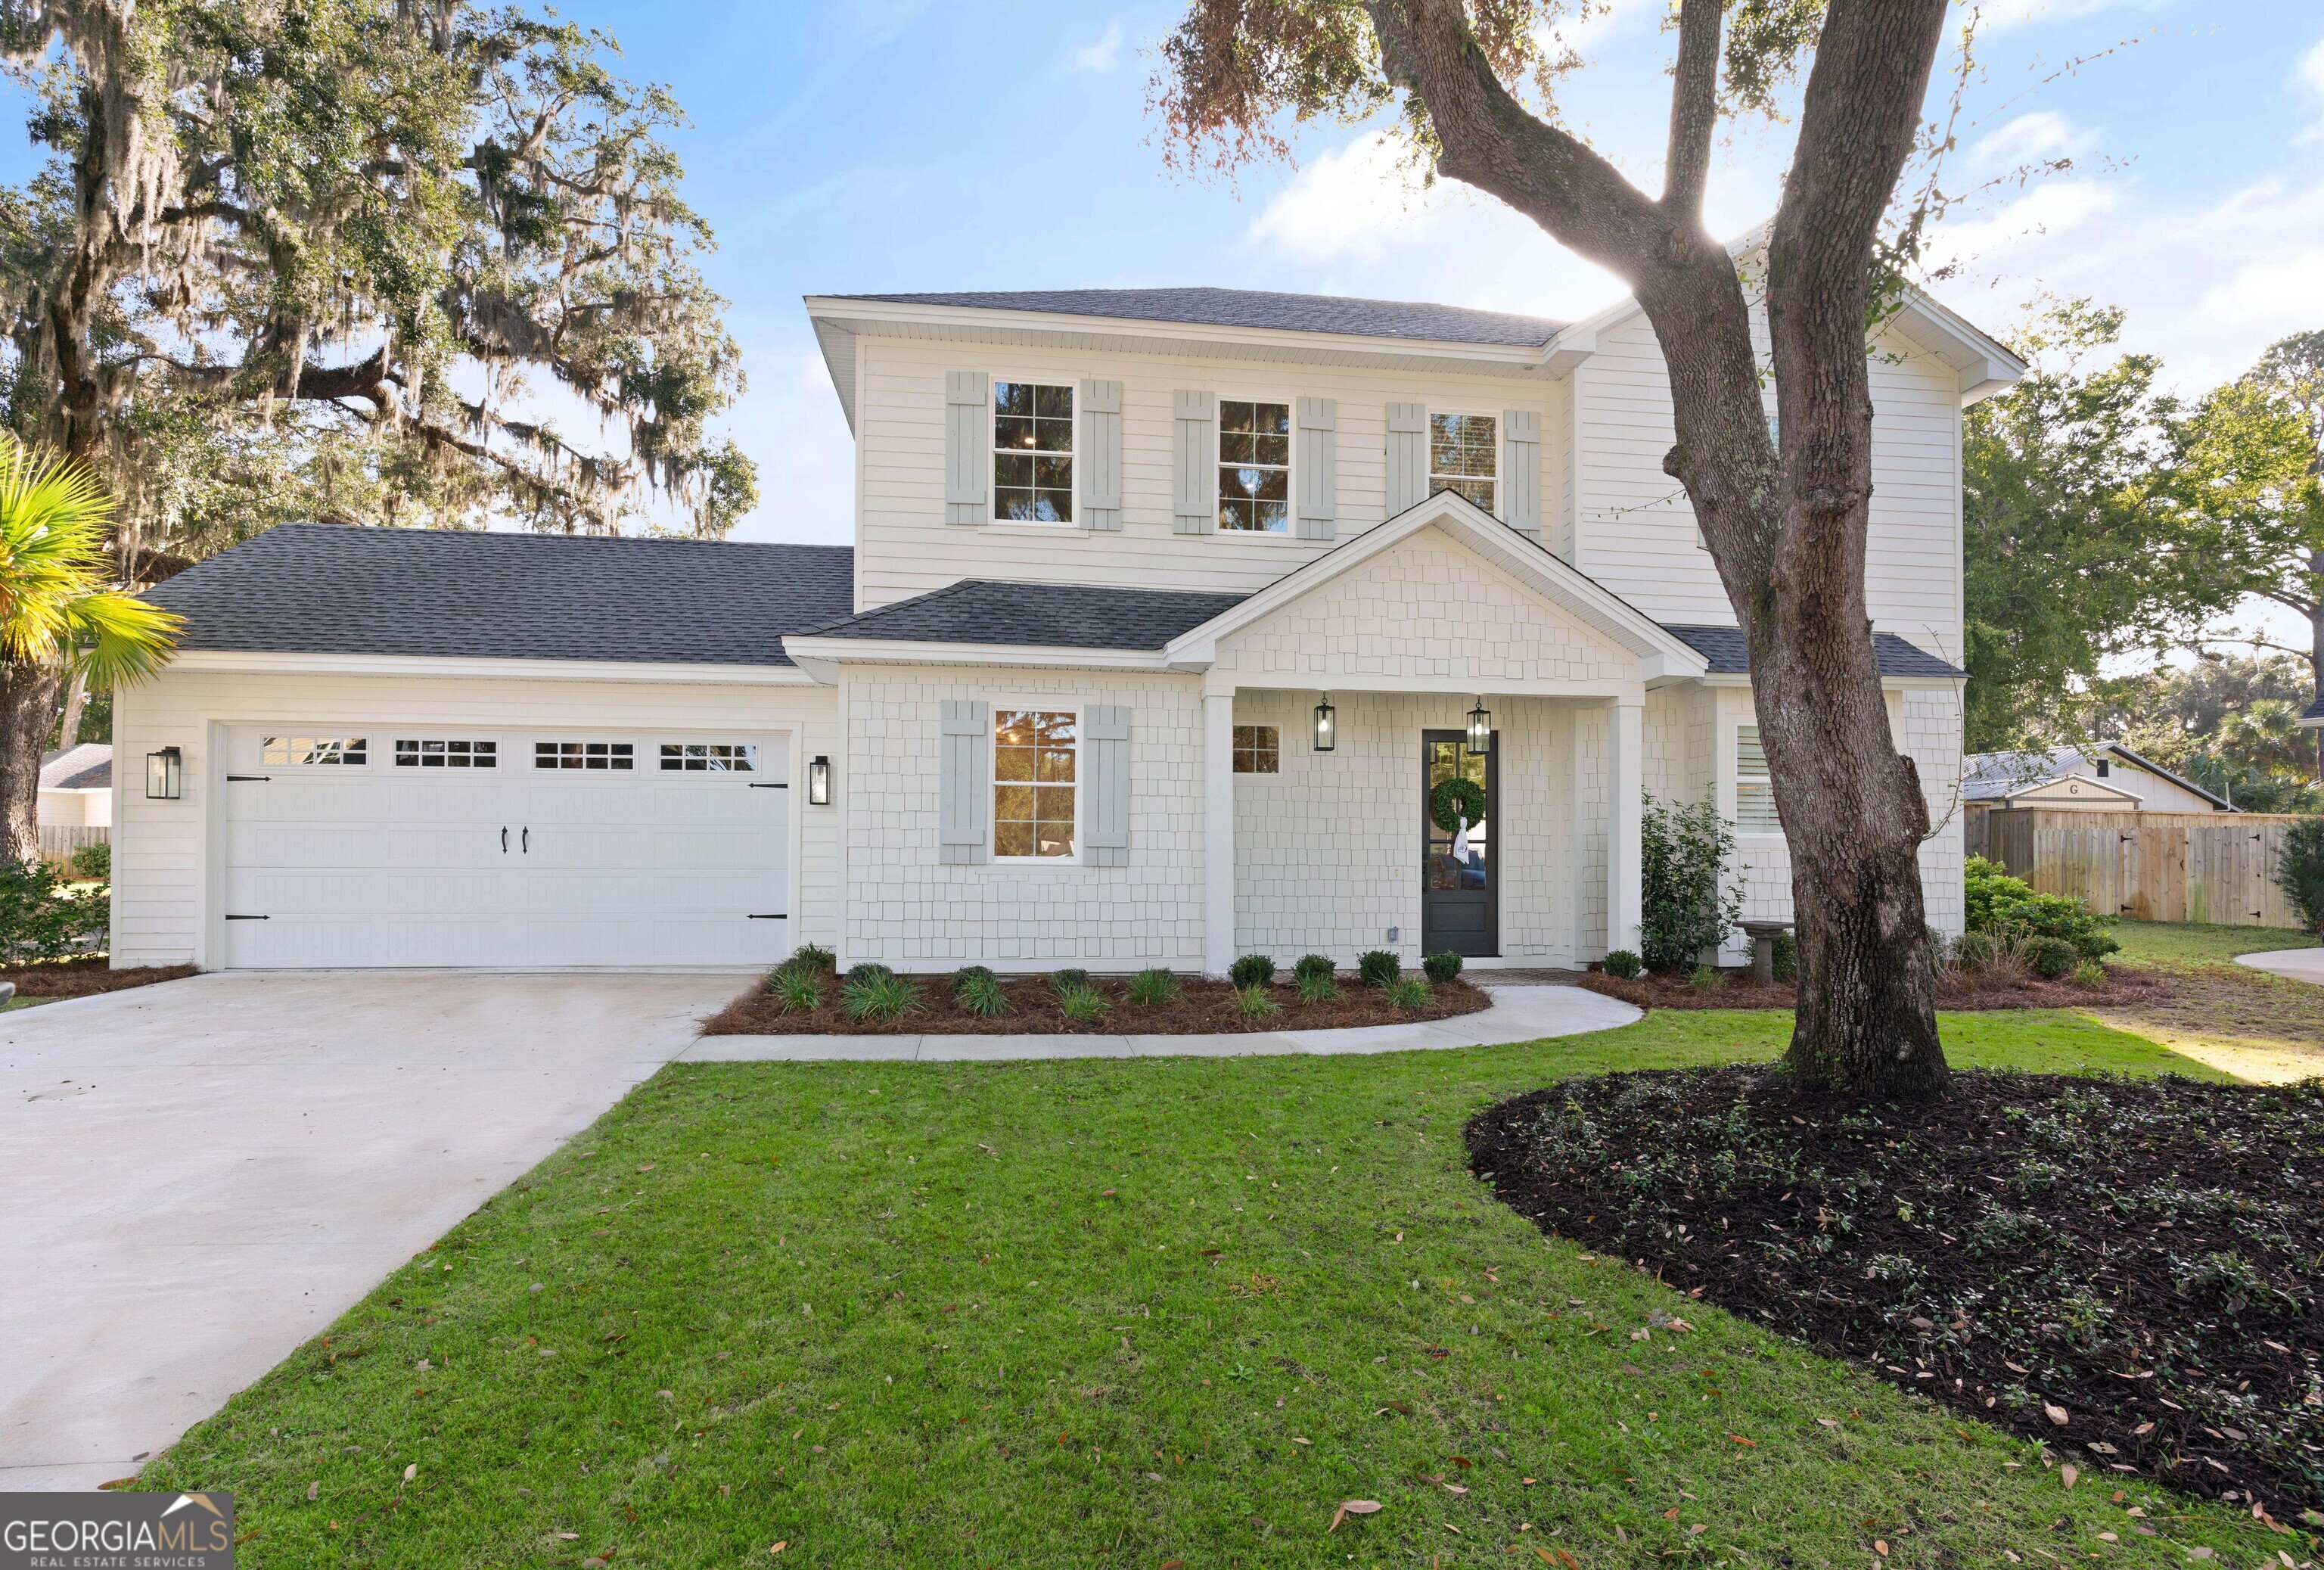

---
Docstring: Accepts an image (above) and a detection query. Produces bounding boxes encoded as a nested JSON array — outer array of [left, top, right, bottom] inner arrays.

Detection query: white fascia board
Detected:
[[801, 297, 1558, 380], [1166, 490, 1707, 677], [2301, 714, 2323, 730], [1881, 291, 2027, 406], [163, 650, 816, 686], [1225, 670, 1642, 700], [777, 634, 1173, 676], [1701, 673, 1966, 690], [812, 316, 859, 433]]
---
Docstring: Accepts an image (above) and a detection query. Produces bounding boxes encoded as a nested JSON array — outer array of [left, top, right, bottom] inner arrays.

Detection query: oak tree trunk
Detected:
[[2, 661, 64, 866]]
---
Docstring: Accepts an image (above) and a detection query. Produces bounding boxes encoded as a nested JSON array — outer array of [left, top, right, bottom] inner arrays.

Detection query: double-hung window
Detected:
[[993, 381, 1073, 522], [1219, 399, 1291, 532], [1735, 725, 1780, 834], [993, 708, 1077, 858], [1428, 412, 1498, 513]]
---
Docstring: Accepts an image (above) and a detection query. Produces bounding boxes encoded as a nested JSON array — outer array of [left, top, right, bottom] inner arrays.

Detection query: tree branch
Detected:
[[1662, 0, 1721, 219]]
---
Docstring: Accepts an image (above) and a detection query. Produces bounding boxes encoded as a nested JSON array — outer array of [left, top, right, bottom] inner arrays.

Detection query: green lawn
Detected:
[[148, 1011, 2290, 1569], [2110, 918, 2319, 969]]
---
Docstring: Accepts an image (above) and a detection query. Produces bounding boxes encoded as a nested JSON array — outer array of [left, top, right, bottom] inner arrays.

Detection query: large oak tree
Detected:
[[1157, 0, 1965, 1097]]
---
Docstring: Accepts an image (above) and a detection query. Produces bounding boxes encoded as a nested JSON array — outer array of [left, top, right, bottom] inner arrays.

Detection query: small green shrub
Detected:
[[1294, 969, 1338, 1004], [2023, 935, 2078, 980], [840, 968, 921, 1023], [2278, 816, 2324, 938], [1640, 793, 1743, 973], [1357, 950, 1400, 987], [771, 968, 823, 1013], [1050, 968, 1090, 996], [2069, 959, 2107, 989], [69, 841, 110, 880], [1422, 950, 1463, 984], [1689, 963, 1727, 991], [1951, 930, 1998, 973], [955, 969, 1013, 1018], [1600, 950, 1642, 980], [1127, 968, 1178, 1006], [1228, 954, 1277, 989], [1231, 984, 1279, 1018], [1387, 976, 1431, 1009], [1055, 984, 1111, 1021], [791, 944, 836, 972], [0, 860, 108, 962], [1964, 856, 2118, 957], [1291, 953, 1335, 983], [1771, 931, 1797, 983]]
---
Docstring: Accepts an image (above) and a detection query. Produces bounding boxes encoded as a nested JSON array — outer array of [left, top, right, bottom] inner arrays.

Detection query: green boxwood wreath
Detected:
[[1430, 776, 1488, 834]]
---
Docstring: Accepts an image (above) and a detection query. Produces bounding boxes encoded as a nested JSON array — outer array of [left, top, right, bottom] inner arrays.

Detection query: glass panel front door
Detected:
[[1421, 732, 1497, 958]]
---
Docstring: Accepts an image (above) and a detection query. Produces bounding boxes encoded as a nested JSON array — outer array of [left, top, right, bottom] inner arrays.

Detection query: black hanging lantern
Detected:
[[806, 754, 831, 806], [1465, 697, 1492, 757], [1313, 695, 1336, 753], [144, 745, 182, 800]]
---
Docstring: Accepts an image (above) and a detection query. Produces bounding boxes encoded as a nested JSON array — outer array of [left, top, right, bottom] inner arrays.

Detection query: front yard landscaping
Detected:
[[140, 1006, 2311, 1568]]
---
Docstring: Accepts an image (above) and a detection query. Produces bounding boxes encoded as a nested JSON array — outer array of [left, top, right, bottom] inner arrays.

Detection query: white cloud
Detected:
[[1921, 178, 2117, 275], [1971, 110, 2094, 166], [1975, 0, 2170, 35], [1246, 131, 1446, 264], [2296, 35, 2324, 143], [1065, 18, 1126, 74]]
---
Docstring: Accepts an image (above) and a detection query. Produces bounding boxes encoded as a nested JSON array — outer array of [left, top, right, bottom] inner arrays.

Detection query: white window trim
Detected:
[[1728, 719, 1783, 839], [655, 741, 763, 777], [1231, 722, 1283, 775], [530, 737, 642, 776], [988, 374, 1078, 529], [390, 735, 503, 772], [1214, 391, 1298, 539], [1425, 407, 1502, 520], [989, 698, 1084, 866]]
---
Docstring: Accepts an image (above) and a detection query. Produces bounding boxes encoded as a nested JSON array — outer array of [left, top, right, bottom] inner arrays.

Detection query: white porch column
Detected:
[[1202, 685, 1237, 977], [1606, 698, 1644, 957]]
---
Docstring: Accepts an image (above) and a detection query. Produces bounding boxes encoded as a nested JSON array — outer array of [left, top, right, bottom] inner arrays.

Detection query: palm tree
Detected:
[[1, 439, 180, 864]]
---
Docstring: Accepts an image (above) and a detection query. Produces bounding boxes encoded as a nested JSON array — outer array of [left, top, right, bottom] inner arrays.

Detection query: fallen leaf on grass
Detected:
[[1160, 1560, 1183, 1569], [1874, 1540, 1889, 1556], [1729, 1435, 1757, 1447], [2060, 1465, 2079, 1490], [402, 1464, 418, 1482], [1328, 1500, 1383, 1532], [305, 1482, 319, 1501], [1816, 1418, 1841, 1429], [1664, 1509, 1680, 1521], [768, 1543, 788, 1556]]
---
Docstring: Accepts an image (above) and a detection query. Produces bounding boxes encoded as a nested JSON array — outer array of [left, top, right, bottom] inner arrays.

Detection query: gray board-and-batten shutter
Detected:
[[1384, 401, 1427, 516], [1295, 396, 1336, 541], [1172, 390, 1216, 535], [944, 372, 989, 527], [1080, 378, 1123, 531], [1083, 705, 1130, 866], [938, 699, 990, 864]]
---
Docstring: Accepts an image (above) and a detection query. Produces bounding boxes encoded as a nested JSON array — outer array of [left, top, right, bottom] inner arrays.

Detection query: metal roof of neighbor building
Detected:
[[1960, 744, 2234, 810], [1661, 623, 1968, 680], [793, 580, 1251, 650], [829, 288, 1567, 348], [148, 524, 855, 667]]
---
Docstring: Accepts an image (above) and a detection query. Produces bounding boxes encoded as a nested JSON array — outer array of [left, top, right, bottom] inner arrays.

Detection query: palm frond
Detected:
[[64, 592, 182, 689], [0, 434, 176, 678]]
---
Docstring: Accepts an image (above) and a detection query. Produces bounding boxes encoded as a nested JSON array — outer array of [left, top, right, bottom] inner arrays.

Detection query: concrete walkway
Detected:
[[0, 972, 739, 1493], [681, 981, 1641, 1062], [2236, 945, 2324, 985]]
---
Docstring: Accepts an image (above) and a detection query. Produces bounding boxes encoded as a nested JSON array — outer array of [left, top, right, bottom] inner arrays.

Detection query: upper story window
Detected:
[[1735, 725, 1780, 834], [1232, 725, 1279, 774], [993, 708, 1077, 858], [994, 381, 1073, 523], [263, 735, 367, 766], [1429, 412, 1497, 513], [1219, 400, 1291, 533]]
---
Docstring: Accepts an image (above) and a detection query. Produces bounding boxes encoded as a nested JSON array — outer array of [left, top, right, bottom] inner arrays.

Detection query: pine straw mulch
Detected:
[[701, 971, 1490, 1036], [1467, 1066, 2324, 1519], [1578, 962, 2171, 1012], [2, 956, 199, 999]]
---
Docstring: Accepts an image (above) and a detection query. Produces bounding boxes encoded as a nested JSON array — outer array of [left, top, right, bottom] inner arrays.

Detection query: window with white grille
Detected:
[[395, 739, 497, 769], [1232, 725, 1279, 774], [1735, 726, 1781, 834], [535, 741, 635, 771], [263, 736, 368, 766], [993, 708, 1076, 858], [1428, 412, 1497, 513], [660, 743, 757, 773]]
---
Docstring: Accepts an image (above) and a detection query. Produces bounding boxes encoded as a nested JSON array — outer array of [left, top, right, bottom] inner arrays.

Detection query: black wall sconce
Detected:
[[145, 745, 183, 800], [1313, 696, 1335, 753], [1465, 697, 1493, 756], [806, 754, 831, 806]]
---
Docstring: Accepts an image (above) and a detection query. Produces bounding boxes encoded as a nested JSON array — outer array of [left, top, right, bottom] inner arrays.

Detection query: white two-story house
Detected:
[[115, 281, 2019, 975]]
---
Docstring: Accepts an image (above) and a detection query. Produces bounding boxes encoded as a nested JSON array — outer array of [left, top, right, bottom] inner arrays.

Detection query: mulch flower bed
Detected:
[[1467, 1067, 2324, 1518], [2, 956, 198, 999], [1579, 962, 2170, 1012], [702, 971, 1490, 1036]]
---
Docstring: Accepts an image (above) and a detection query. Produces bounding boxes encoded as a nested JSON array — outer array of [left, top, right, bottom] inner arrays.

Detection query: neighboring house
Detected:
[[38, 742, 113, 829], [2302, 695, 2322, 733], [117, 279, 2017, 974], [1962, 743, 2233, 816]]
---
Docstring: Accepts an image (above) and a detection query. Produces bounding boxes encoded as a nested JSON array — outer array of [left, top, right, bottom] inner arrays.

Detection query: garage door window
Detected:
[[263, 736, 368, 766], [660, 743, 758, 773], [395, 738, 497, 769], [535, 741, 635, 771]]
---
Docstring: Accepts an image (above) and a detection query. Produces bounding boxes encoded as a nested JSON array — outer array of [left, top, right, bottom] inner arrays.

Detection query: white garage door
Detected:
[[219, 727, 789, 968]]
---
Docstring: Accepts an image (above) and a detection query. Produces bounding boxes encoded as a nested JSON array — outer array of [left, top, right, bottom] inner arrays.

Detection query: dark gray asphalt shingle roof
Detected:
[[793, 580, 1251, 651], [1663, 624, 1967, 680], [2307, 694, 2324, 723], [148, 524, 854, 666], [830, 288, 1567, 349]]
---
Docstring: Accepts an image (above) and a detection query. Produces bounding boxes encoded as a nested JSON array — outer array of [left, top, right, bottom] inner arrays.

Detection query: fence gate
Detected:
[[1966, 807, 2303, 929]]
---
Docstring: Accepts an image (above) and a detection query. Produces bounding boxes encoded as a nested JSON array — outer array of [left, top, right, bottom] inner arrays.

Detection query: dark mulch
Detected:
[[1578, 962, 2170, 1012], [701, 971, 1490, 1036], [2, 956, 199, 998], [1467, 1067, 2324, 1518]]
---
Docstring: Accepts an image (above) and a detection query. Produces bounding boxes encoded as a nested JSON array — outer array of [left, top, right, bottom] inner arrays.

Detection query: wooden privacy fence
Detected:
[[1966, 806, 2307, 928], [36, 825, 108, 866]]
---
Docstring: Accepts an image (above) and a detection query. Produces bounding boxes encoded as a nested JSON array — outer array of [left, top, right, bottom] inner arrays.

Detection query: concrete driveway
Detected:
[[0, 971, 744, 1492], [2237, 946, 2324, 985]]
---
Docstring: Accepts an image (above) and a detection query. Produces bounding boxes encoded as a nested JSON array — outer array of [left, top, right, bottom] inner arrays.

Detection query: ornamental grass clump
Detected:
[[1357, 950, 1400, 988], [769, 967, 822, 1013], [1689, 963, 1726, 991], [840, 966, 921, 1024], [1227, 954, 1276, 989], [1294, 968, 1338, 1004], [1055, 984, 1111, 1021], [1232, 983, 1279, 1019], [1049, 968, 1090, 997], [954, 967, 1012, 1018], [790, 944, 837, 972], [1127, 968, 1177, 1006], [1387, 976, 1431, 1010]]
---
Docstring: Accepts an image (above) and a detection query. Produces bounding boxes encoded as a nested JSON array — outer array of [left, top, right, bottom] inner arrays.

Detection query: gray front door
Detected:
[[1421, 730, 1497, 958]]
